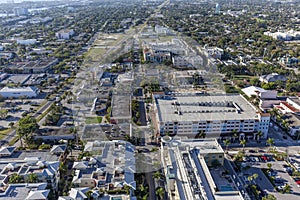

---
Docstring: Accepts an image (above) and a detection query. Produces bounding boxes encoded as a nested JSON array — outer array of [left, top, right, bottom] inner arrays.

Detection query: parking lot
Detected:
[[241, 154, 300, 199], [0, 99, 44, 128]]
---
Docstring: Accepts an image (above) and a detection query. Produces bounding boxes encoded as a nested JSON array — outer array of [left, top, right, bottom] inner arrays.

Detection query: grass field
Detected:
[[0, 128, 12, 140], [85, 116, 102, 124]]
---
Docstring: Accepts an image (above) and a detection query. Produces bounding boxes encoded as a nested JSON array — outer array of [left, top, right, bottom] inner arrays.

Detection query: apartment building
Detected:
[[153, 94, 270, 139], [0, 148, 61, 199], [62, 140, 136, 200], [172, 55, 203, 68]]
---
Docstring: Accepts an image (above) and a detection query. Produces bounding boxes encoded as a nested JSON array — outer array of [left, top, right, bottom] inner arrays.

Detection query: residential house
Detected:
[[259, 73, 287, 83]]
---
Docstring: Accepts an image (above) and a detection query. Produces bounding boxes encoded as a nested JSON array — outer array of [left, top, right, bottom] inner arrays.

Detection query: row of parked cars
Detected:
[[286, 159, 300, 187], [243, 154, 274, 163]]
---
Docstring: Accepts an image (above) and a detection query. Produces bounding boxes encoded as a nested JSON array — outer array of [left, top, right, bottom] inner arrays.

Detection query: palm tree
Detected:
[[256, 131, 263, 141], [232, 130, 238, 141], [240, 139, 247, 152], [267, 163, 272, 170], [17, 131, 25, 148], [8, 173, 23, 183], [252, 173, 258, 180], [224, 138, 231, 153], [195, 130, 206, 139], [156, 187, 164, 200], [26, 173, 38, 183], [282, 119, 290, 132], [200, 130, 206, 138], [266, 138, 274, 150], [153, 171, 162, 180]]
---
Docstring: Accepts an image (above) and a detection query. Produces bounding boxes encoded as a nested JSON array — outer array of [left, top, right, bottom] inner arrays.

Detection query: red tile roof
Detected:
[[280, 101, 300, 112]]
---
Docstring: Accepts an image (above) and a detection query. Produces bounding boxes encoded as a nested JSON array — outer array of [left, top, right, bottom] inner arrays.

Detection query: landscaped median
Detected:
[[85, 116, 102, 124], [0, 128, 12, 140]]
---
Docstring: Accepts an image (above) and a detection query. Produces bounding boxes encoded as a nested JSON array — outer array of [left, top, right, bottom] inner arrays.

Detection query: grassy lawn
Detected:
[[85, 47, 107, 61], [85, 116, 102, 124], [233, 75, 254, 80], [0, 128, 12, 140]]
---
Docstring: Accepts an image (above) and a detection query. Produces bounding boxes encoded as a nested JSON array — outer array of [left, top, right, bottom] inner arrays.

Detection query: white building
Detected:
[[161, 138, 244, 200], [154, 94, 270, 139], [172, 55, 203, 68], [204, 47, 224, 60], [55, 29, 74, 40], [14, 7, 28, 16], [264, 30, 300, 41], [0, 86, 39, 98], [17, 39, 37, 45], [242, 86, 277, 100]]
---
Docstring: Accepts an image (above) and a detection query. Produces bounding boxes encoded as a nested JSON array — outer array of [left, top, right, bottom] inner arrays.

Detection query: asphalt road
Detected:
[[145, 172, 156, 200]]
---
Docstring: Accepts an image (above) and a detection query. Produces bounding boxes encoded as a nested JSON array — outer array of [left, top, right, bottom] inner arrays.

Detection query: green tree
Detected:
[[196, 130, 206, 139], [26, 173, 38, 183], [262, 194, 276, 200], [8, 173, 23, 183], [256, 131, 263, 141], [155, 187, 164, 200], [0, 109, 8, 119], [16, 116, 39, 148], [8, 122, 14, 129], [240, 139, 247, 152], [153, 171, 162, 180], [266, 138, 274, 150], [283, 184, 291, 193], [224, 138, 231, 153], [267, 163, 272, 170]]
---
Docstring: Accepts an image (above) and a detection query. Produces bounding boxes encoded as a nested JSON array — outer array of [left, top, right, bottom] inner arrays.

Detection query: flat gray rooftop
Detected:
[[111, 95, 131, 119], [157, 94, 258, 122]]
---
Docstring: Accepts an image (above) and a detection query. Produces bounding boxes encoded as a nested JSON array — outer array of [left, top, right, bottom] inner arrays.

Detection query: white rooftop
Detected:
[[156, 94, 258, 122]]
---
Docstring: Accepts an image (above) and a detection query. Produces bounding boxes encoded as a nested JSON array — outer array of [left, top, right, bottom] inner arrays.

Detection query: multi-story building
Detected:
[[264, 30, 300, 41], [55, 29, 74, 40], [161, 138, 244, 200], [143, 48, 171, 63], [172, 55, 203, 68], [153, 94, 270, 139]]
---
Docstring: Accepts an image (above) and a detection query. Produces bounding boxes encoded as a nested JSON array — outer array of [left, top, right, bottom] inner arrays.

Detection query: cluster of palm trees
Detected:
[[8, 173, 38, 184], [153, 171, 165, 200], [269, 108, 290, 133], [224, 130, 272, 153]]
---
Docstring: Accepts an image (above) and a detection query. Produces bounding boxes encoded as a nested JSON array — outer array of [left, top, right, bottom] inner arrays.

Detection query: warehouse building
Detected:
[[0, 86, 39, 98]]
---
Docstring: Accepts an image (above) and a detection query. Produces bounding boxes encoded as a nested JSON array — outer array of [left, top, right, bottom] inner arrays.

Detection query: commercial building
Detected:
[[161, 138, 244, 200], [264, 30, 300, 41], [16, 39, 37, 45], [172, 55, 203, 68], [55, 29, 74, 40], [153, 93, 270, 139], [0, 86, 39, 98], [4, 58, 58, 74]]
